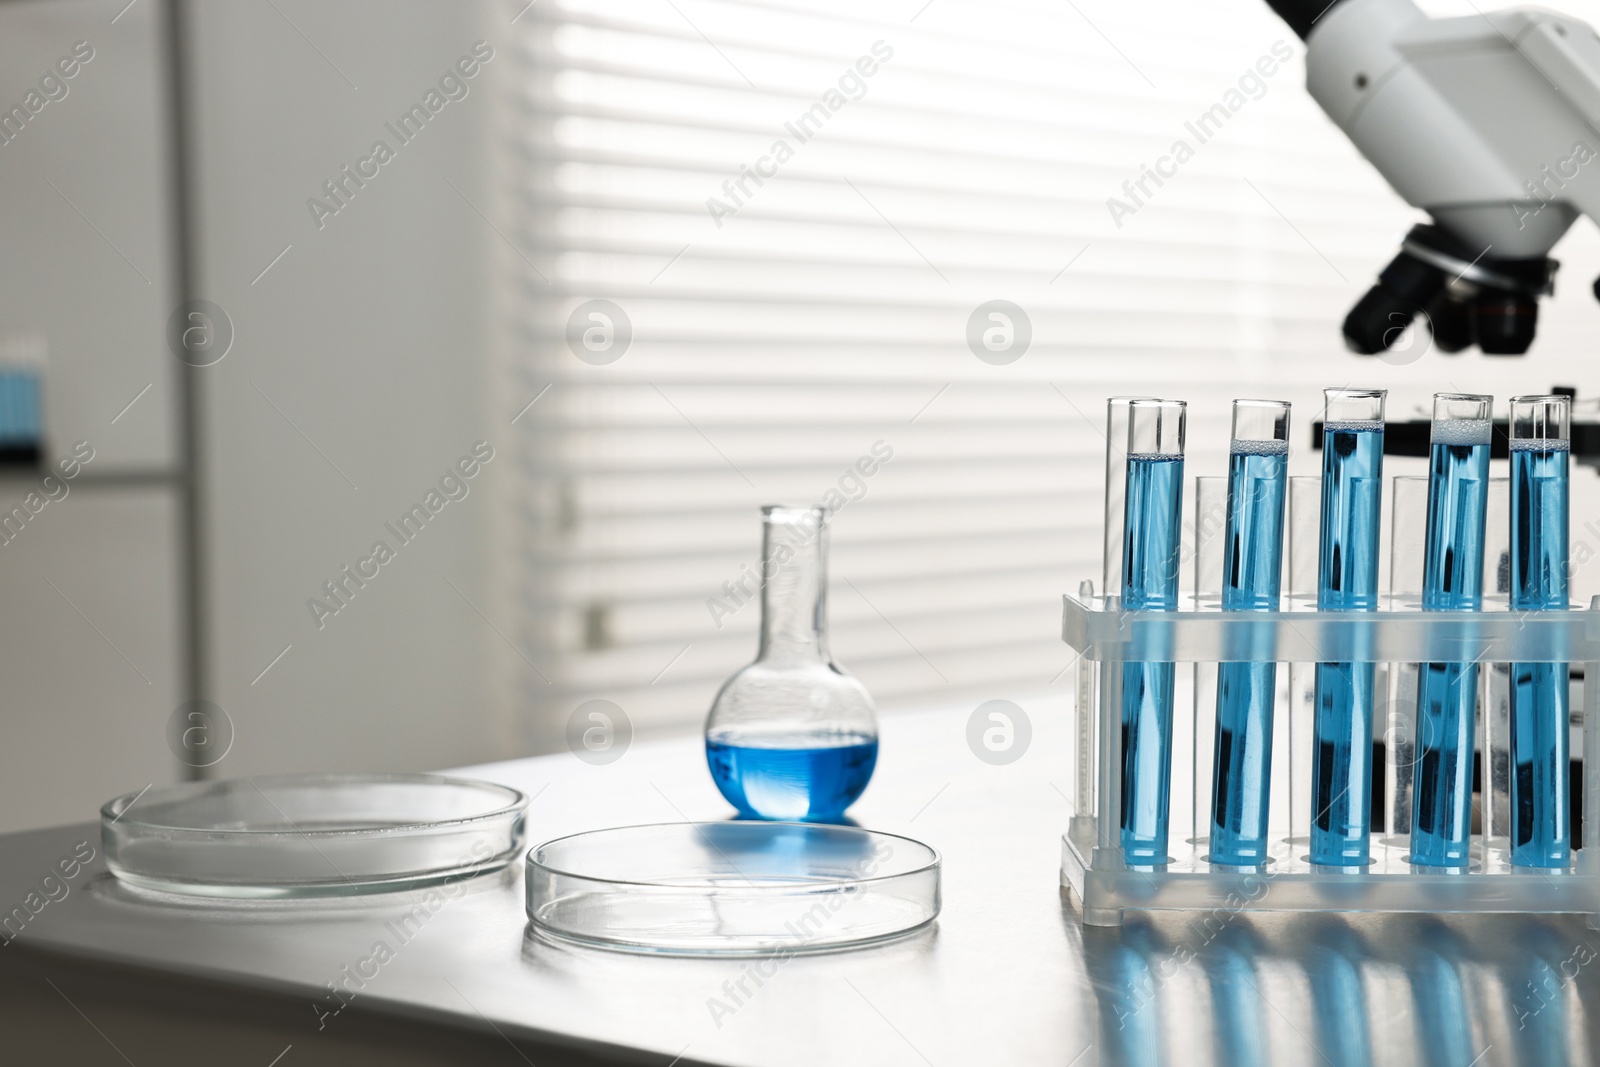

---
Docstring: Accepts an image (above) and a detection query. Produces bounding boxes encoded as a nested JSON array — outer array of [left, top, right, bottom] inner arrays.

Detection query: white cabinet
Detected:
[[0, 483, 181, 832], [0, 0, 512, 831]]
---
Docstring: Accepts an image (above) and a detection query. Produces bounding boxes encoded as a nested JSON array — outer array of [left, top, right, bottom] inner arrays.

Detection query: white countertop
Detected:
[[1, 705, 1595, 1066]]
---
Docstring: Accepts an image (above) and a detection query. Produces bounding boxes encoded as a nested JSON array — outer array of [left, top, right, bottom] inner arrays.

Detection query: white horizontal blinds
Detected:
[[508, 0, 1416, 744]]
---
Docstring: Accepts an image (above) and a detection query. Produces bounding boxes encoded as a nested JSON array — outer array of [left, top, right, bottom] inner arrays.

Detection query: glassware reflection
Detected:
[[1404, 921, 1477, 1067], [1503, 921, 1574, 1065], [1079, 911, 1592, 1066], [1305, 920, 1371, 1067], [1084, 922, 1166, 1067], [1198, 923, 1267, 1067]]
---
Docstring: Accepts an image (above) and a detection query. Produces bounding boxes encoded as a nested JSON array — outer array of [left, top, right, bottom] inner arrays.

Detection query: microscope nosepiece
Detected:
[[1471, 293, 1539, 355]]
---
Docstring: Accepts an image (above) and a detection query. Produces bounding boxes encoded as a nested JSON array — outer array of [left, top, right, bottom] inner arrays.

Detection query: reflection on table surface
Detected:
[[1079, 909, 1600, 1067]]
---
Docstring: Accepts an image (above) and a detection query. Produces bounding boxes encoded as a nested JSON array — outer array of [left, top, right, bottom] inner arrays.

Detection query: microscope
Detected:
[[1269, 0, 1600, 356]]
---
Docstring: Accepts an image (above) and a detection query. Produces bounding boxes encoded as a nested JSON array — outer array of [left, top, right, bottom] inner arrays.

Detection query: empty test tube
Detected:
[[1411, 393, 1492, 869], [1508, 395, 1571, 868], [1208, 400, 1290, 867], [1120, 399, 1186, 864], [1310, 389, 1385, 867]]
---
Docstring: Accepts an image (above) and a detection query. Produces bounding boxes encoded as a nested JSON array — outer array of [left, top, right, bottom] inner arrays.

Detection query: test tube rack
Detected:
[[1060, 582, 1600, 927]]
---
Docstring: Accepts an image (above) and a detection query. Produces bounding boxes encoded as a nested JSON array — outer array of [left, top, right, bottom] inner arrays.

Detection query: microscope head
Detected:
[[1269, 0, 1600, 358]]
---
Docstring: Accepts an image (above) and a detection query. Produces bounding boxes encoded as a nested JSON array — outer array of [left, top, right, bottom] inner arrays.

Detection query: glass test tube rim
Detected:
[[1127, 398, 1187, 456], [1322, 387, 1386, 423], [761, 503, 829, 524], [1509, 394, 1572, 443], [1230, 398, 1291, 444], [1431, 392, 1493, 418]]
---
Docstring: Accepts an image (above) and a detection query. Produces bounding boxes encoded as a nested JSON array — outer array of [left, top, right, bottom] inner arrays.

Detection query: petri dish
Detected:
[[525, 821, 940, 956], [102, 773, 527, 898]]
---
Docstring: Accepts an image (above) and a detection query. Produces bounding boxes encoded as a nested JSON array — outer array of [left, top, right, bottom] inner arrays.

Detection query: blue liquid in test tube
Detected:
[[1508, 395, 1571, 868], [1120, 399, 1185, 865], [1310, 390, 1385, 867], [1209, 400, 1290, 867], [1411, 393, 1492, 869]]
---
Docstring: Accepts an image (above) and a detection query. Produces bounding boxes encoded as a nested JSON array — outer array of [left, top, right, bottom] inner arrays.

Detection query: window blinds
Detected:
[[506, 0, 1430, 747]]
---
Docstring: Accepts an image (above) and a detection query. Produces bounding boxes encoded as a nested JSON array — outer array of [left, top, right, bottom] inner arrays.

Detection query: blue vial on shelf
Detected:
[[1209, 399, 1290, 867], [1310, 389, 1385, 868], [1508, 395, 1572, 868], [1411, 393, 1492, 869], [1120, 399, 1186, 865], [705, 505, 878, 821]]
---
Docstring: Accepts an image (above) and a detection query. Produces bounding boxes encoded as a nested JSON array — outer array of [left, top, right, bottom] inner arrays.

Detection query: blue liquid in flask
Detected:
[[1120, 452, 1184, 864], [1209, 441, 1288, 866], [704, 506, 879, 823], [1311, 421, 1384, 866], [1509, 438, 1571, 868], [707, 732, 878, 822], [1411, 420, 1491, 868]]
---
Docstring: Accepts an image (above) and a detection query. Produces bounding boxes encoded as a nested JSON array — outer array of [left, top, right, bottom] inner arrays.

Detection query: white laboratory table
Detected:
[[0, 705, 1597, 1066]]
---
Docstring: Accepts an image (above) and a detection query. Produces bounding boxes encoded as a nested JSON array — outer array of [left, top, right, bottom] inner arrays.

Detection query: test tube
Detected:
[[1482, 477, 1512, 846], [1120, 399, 1186, 864], [1104, 397, 1158, 598], [1286, 475, 1321, 843], [1508, 395, 1571, 868], [1385, 475, 1428, 836], [1190, 476, 1227, 845], [1208, 400, 1290, 866], [1310, 389, 1386, 867], [1411, 392, 1493, 869]]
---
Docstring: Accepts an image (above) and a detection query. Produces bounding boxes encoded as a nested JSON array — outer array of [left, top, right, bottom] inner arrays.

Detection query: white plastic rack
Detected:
[[1060, 583, 1600, 927]]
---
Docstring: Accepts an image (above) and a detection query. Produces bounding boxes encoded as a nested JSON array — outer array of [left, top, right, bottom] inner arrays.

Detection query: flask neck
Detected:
[[757, 510, 829, 664]]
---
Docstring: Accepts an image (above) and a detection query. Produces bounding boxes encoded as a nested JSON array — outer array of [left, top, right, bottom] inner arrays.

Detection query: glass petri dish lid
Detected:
[[526, 821, 940, 956], [102, 772, 527, 898]]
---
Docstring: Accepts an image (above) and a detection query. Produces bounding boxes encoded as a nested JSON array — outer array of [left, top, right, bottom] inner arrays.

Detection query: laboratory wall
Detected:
[[6, 0, 1600, 832], [501, 0, 1600, 751]]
